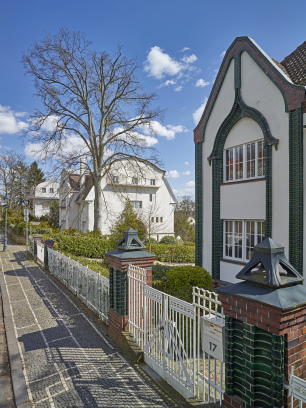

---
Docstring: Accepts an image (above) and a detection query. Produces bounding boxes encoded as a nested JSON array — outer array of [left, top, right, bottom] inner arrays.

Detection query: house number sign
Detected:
[[201, 315, 225, 362]]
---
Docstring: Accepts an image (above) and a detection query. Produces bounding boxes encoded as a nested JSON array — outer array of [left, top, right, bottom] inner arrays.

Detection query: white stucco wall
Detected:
[[241, 51, 290, 254], [60, 161, 176, 238], [220, 181, 266, 220], [29, 181, 60, 218], [202, 58, 235, 274]]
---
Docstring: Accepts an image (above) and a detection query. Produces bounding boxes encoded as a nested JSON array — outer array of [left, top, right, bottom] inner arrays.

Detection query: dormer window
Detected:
[[132, 177, 138, 185], [113, 176, 119, 183], [224, 140, 265, 182], [42, 188, 46, 193], [150, 179, 155, 186]]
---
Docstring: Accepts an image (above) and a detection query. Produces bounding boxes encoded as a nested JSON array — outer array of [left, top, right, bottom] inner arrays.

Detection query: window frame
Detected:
[[113, 176, 119, 183], [223, 219, 265, 262], [131, 200, 142, 209], [42, 188, 46, 193], [49, 188, 54, 193], [150, 179, 156, 186], [132, 177, 138, 185], [224, 140, 265, 183]]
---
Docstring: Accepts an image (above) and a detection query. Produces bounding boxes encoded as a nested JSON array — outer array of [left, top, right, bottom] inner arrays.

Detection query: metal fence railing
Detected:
[[287, 366, 306, 407], [128, 264, 225, 405], [47, 247, 109, 323]]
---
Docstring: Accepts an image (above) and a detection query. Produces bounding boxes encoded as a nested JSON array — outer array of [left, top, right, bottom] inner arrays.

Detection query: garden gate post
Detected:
[[105, 228, 155, 348], [217, 238, 306, 408], [44, 239, 55, 268], [32, 235, 42, 261]]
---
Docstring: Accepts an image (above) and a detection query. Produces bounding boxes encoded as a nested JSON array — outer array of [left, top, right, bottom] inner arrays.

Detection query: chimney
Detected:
[[80, 158, 85, 188]]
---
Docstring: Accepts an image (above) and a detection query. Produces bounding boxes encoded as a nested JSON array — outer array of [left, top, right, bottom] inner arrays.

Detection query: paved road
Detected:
[[1, 242, 178, 408]]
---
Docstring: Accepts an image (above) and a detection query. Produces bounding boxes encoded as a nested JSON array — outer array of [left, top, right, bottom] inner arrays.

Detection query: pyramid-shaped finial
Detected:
[[116, 228, 146, 251], [236, 238, 303, 288]]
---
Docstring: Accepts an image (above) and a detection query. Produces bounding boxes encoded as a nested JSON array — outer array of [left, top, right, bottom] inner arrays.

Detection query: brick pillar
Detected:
[[217, 284, 306, 408], [33, 235, 42, 261], [105, 249, 155, 349], [43, 239, 54, 267]]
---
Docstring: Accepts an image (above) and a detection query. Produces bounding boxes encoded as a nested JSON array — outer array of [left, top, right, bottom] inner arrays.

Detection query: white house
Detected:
[[59, 159, 177, 239], [28, 180, 60, 217], [194, 37, 306, 284]]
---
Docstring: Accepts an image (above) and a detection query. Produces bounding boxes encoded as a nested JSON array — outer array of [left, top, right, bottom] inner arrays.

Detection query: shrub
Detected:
[[166, 265, 214, 303], [150, 244, 195, 263], [184, 241, 195, 246], [144, 237, 158, 245], [159, 236, 176, 245]]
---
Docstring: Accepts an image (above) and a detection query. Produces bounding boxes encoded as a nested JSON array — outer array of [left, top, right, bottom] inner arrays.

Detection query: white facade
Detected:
[[59, 160, 177, 239], [194, 37, 306, 284], [28, 181, 60, 217]]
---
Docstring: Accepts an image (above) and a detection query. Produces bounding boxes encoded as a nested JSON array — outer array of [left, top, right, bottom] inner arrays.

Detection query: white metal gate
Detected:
[[128, 265, 225, 404]]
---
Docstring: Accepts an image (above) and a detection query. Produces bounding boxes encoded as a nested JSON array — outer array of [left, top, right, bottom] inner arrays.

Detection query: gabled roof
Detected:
[[281, 41, 306, 86], [75, 175, 93, 202], [68, 174, 80, 191], [194, 37, 306, 144]]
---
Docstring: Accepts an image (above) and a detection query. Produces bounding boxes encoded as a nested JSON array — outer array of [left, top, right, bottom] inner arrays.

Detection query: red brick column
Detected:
[[219, 292, 306, 408], [105, 252, 155, 348]]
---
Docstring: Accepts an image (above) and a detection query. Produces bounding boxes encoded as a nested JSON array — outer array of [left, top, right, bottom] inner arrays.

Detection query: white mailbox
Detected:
[[201, 314, 225, 362]]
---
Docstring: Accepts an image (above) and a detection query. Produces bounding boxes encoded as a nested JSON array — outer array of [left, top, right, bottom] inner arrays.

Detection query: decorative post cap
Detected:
[[236, 238, 303, 288], [116, 228, 147, 251]]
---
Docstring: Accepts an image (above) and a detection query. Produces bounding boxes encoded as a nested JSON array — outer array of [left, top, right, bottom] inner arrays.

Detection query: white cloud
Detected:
[[173, 180, 195, 198], [195, 79, 210, 88], [144, 46, 182, 79], [174, 86, 182, 92], [166, 170, 180, 178], [25, 134, 89, 161], [193, 97, 208, 125], [159, 79, 177, 88], [180, 47, 190, 52], [182, 54, 197, 64], [184, 161, 189, 165], [183, 170, 191, 176], [220, 51, 226, 58], [144, 46, 198, 89], [140, 121, 188, 141], [0, 105, 28, 134]]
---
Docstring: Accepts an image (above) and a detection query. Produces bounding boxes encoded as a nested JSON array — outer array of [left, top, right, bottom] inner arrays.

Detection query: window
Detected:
[[49, 188, 54, 193], [132, 177, 138, 185], [131, 201, 142, 209], [149, 194, 153, 202], [151, 217, 154, 223], [160, 217, 163, 223], [224, 140, 265, 182], [150, 179, 155, 186], [224, 220, 265, 261], [113, 176, 119, 183], [42, 202, 50, 210], [42, 188, 46, 193], [156, 217, 159, 223]]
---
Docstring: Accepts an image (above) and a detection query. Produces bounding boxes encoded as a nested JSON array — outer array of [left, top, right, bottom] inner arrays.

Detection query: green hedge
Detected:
[[45, 235, 113, 258], [150, 244, 195, 263]]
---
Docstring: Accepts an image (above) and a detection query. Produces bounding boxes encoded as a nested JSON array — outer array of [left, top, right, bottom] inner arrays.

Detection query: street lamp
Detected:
[[3, 194, 9, 252]]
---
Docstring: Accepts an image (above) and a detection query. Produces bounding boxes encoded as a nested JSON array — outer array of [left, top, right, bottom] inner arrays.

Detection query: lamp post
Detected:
[[3, 194, 9, 252]]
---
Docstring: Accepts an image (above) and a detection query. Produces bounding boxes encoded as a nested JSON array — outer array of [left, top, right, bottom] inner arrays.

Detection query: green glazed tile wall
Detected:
[[225, 317, 284, 408], [289, 107, 303, 275]]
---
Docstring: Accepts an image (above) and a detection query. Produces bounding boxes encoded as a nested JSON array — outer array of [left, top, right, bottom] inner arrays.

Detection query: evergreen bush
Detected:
[[159, 236, 176, 245]]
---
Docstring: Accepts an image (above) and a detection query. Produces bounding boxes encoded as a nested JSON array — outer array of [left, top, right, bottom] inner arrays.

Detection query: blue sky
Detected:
[[0, 0, 305, 199]]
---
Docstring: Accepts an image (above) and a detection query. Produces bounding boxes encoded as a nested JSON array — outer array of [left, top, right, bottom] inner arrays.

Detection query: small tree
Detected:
[[48, 200, 59, 228], [27, 161, 45, 189], [110, 199, 147, 244], [174, 196, 195, 242]]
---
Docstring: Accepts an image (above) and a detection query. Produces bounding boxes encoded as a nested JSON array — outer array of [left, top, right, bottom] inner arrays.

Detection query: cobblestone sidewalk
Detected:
[[1, 242, 178, 408]]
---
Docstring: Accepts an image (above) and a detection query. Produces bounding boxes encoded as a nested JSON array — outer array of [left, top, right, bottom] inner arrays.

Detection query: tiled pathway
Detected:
[[1, 242, 178, 408]]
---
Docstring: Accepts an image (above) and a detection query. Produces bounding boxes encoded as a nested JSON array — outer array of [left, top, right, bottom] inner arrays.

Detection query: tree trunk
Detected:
[[93, 178, 103, 232]]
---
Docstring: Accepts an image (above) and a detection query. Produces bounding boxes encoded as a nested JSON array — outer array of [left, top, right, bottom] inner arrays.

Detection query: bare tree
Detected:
[[0, 151, 29, 211], [22, 29, 163, 232]]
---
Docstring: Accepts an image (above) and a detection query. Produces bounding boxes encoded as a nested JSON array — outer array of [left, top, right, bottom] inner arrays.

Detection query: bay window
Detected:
[[224, 220, 265, 262], [224, 140, 265, 182]]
